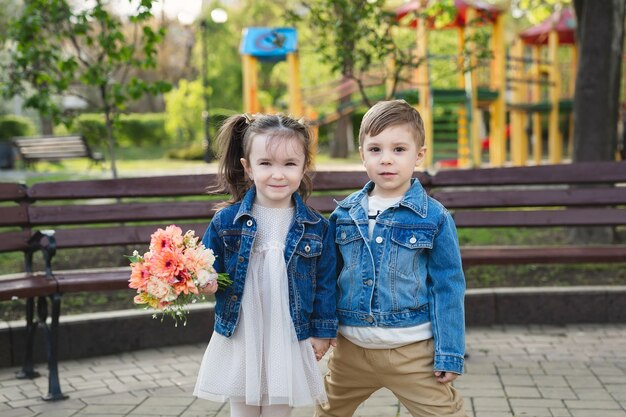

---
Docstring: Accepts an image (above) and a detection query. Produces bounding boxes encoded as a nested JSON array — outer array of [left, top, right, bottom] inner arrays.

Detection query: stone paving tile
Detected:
[[569, 411, 626, 417], [1, 325, 626, 416]]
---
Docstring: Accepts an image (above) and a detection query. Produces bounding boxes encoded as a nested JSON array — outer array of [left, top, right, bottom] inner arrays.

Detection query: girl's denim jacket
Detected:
[[330, 179, 466, 374], [202, 187, 338, 341]]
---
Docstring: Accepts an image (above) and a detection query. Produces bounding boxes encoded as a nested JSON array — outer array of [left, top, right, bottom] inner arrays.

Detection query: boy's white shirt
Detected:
[[339, 194, 433, 349]]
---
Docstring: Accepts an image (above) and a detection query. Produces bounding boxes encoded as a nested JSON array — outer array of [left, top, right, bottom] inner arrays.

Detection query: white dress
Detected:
[[194, 204, 327, 407]]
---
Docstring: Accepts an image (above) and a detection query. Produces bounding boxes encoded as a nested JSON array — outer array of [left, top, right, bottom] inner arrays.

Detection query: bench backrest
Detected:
[[428, 161, 626, 228], [12, 135, 94, 161], [2, 161, 625, 258]]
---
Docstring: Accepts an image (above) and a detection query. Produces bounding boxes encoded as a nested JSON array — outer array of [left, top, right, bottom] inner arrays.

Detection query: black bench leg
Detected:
[[38, 294, 68, 401], [15, 297, 41, 379]]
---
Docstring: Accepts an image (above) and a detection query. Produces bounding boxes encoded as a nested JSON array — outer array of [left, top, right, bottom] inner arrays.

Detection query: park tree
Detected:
[[572, 0, 625, 162], [1, 0, 171, 178]]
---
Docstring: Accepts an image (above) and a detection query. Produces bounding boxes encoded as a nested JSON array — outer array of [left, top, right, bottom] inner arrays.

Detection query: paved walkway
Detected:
[[1, 324, 625, 417]]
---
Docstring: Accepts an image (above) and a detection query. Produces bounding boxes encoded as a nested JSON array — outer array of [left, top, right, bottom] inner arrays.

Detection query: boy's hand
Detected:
[[434, 371, 459, 384], [310, 338, 332, 361]]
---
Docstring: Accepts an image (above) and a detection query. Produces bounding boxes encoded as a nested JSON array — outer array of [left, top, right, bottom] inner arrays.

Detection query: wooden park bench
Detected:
[[1, 160, 625, 400], [12, 135, 104, 167]]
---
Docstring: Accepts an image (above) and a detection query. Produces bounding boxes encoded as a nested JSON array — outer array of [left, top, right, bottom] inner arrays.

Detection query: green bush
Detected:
[[74, 114, 107, 148], [166, 143, 205, 160], [0, 115, 36, 142], [116, 113, 169, 147], [73, 113, 171, 149]]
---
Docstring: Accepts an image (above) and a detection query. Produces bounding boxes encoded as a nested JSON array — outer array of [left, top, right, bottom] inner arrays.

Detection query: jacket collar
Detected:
[[234, 186, 321, 224], [337, 178, 428, 218]]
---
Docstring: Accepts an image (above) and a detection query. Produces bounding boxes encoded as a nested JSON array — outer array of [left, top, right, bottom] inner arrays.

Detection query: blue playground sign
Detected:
[[240, 27, 298, 61]]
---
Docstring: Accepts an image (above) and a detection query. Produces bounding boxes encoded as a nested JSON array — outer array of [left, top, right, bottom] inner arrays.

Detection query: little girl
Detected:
[[193, 114, 337, 417]]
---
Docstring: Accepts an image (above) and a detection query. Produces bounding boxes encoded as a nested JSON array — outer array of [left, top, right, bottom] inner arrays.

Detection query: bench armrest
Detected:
[[26, 230, 57, 277]]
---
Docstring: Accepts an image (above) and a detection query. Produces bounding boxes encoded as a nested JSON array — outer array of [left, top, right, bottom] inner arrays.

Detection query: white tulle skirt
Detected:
[[193, 243, 327, 407]]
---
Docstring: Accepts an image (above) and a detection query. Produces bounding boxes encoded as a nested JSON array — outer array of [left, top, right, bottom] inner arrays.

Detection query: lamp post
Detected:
[[200, 8, 228, 163]]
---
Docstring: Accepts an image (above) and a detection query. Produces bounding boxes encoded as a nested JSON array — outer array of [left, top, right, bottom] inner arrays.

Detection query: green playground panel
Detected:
[[507, 99, 573, 113]]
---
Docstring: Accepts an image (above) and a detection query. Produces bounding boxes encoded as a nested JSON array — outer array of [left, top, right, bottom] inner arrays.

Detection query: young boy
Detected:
[[316, 100, 468, 417]]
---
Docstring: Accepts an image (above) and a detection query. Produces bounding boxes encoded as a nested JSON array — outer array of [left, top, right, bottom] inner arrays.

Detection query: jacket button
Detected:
[[409, 236, 417, 244], [341, 232, 346, 239], [365, 316, 374, 323], [375, 236, 383, 244], [238, 256, 244, 263], [365, 279, 373, 286], [246, 220, 253, 227], [304, 245, 311, 253], [231, 295, 238, 301]]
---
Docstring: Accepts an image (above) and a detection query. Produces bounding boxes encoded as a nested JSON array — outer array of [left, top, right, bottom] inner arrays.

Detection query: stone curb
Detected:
[[2, 286, 626, 368]]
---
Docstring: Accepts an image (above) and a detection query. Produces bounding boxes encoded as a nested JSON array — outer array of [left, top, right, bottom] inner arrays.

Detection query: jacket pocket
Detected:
[[335, 224, 364, 271], [221, 230, 242, 268], [293, 236, 322, 280], [390, 227, 435, 250], [388, 226, 435, 311]]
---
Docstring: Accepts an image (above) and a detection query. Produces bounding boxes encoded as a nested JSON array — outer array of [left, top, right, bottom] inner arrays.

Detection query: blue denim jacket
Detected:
[[202, 187, 338, 341], [330, 179, 466, 374]]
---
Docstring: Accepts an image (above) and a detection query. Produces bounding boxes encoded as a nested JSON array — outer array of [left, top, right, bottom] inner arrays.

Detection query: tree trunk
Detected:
[[104, 110, 118, 179], [39, 115, 54, 135], [331, 76, 354, 158], [572, 0, 626, 162]]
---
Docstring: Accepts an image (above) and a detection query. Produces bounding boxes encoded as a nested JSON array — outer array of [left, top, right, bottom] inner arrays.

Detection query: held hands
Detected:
[[310, 337, 337, 361], [434, 371, 459, 384], [198, 280, 219, 295]]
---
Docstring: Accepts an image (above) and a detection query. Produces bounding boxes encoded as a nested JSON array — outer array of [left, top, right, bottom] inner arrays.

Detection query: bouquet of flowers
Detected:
[[127, 225, 231, 324]]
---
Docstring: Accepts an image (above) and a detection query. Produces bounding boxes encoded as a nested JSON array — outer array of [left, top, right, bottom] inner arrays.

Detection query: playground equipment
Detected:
[[240, 27, 303, 117], [508, 7, 576, 166], [395, 0, 508, 168]]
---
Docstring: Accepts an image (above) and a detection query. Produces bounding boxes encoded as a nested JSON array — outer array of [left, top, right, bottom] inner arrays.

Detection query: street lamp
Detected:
[[200, 8, 228, 162]]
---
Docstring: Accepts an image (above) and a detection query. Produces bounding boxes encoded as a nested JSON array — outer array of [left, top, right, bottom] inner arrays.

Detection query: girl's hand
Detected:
[[434, 371, 459, 384], [198, 280, 218, 295], [310, 338, 331, 361]]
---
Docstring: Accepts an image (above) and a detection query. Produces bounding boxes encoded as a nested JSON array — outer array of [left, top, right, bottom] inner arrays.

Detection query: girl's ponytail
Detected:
[[213, 115, 250, 204]]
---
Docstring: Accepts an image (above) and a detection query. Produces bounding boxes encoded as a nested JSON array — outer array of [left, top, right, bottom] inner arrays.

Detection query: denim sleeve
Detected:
[[310, 219, 338, 339], [201, 213, 225, 274], [328, 211, 344, 279], [427, 210, 466, 374]]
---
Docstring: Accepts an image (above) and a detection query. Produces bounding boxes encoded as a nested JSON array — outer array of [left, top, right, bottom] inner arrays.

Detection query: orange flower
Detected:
[[129, 261, 151, 291], [149, 225, 184, 253], [151, 248, 184, 281]]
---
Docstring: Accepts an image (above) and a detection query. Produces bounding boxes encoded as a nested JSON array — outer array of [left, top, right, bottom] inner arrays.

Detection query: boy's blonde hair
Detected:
[[358, 99, 425, 147]]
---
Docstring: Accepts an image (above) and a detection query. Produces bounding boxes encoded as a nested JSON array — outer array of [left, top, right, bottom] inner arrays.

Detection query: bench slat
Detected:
[[0, 183, 27, 202], [0, 274, 57, 301], [453, 208, 626, 227], [0, 230, 31, 252], [54, 267, 131, 293], [434, 187, 626, 208], [431, 161, 626, 186], [28, 175, 218, 199], [0, 206, 29, 226], [462, 246, 626, 265], [29, 201, 219, 225], [51, 222, 210, 249]]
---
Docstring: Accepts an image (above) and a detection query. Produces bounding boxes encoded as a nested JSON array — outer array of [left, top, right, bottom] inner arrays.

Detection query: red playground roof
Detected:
[[395, 0, 505, 29], [520, 7, 576, 45]]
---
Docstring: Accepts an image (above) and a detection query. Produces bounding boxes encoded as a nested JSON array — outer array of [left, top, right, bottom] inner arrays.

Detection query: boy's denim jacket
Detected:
[[202, 186, 338, 341], [330, 179, 466, 374]]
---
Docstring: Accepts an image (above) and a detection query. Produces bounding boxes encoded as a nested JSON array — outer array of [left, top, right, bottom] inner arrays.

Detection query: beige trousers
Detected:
[[315, 334, 468, 417]]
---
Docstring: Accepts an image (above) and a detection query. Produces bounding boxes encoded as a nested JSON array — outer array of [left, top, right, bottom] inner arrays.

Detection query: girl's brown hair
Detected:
[[212, 114, 314, 205]]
